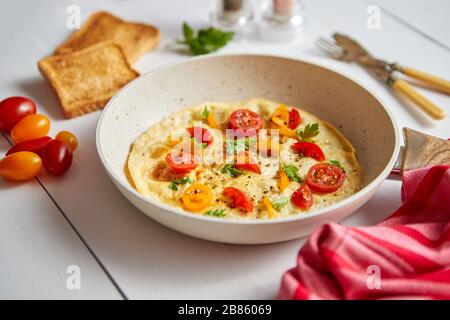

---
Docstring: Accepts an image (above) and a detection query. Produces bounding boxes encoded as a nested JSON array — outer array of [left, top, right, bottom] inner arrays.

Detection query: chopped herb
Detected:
[[204, 209, 226, 217], [271, 197, 289, 210], [221, 164, 244, 177], [191, 137, 207, 149], [330, 160, 345, 171], [296, 123, 320, 142], [169, 177, 193, 191], [283, 165, 302, 183], [179, 22, 234, 56], [226, 137, 256, 155], [201, 106, 209, 120]]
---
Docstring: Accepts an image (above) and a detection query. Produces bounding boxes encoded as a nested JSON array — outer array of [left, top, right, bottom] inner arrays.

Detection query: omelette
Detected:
[[127, 98, 362, 220]]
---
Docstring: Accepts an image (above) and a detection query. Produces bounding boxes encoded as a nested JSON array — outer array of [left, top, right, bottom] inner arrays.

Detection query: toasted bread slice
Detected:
[[55, 11, 160, 64], [38, 42, 139, 119]]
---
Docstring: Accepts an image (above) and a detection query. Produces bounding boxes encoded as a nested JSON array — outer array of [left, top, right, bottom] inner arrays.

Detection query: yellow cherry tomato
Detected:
[[55, 130, 78, 152], [11, 114, 50, 143], [0, 151, 42, 182], [182, 183, 213, 212], [207, 113, 220, 129]]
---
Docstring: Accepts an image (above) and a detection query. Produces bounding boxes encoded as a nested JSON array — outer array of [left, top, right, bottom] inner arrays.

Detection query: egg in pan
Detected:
[[127, 98, 362, 220]]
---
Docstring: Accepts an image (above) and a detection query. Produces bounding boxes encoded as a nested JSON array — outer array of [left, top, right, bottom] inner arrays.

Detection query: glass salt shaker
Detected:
[[259, 0, 306, 42], [210, 0, 255, 35]]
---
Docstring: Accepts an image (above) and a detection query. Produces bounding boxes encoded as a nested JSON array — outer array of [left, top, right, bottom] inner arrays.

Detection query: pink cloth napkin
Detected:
[[279, 165, 450, 300]]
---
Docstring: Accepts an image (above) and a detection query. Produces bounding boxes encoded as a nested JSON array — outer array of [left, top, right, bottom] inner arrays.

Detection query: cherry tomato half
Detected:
[[229, 109, 263, 136], [291, 141, 325, 161], [223, 187, 253, 213], [291, 184, 313, 209], [55, 131, 78, 152], [42, 140, 73, 176], [306, 163, 346, 193], [234, 151, 261, 174], [166, 149, 198, 174], [11, 114, 50, 143], [0, 151, 42, 182], [288, 109, 302, 129], [182, 183, 213, 212], [186, 127, 213, 146], [6, 136, 52, 156], [0, 96, 36, 132]]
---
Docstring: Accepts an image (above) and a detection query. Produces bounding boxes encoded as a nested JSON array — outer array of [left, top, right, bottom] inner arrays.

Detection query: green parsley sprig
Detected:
[[204, 209, 226, 217], [179, 23, 234, 56], [330, 160, 345, 172], [296, 123, 320, 142], [169, 177, 193, 191], [271, 197, 289, 211], [201, 106, 209, 121], [283, 165, 302, 183], [221, 164, 244, 177]]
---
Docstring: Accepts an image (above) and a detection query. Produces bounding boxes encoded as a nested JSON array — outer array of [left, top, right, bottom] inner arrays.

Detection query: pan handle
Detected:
[[387, 128, 450, 180]]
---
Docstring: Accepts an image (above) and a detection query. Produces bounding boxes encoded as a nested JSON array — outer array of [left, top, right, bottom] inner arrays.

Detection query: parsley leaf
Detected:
[[191, 137, 207, 149], [204, 209, 226, 217], [226, 137, 256, 155], [169, 177, 193, 191], [283, 165, 302, 183], [296, 123, 320, 142], [221, 164, 244, 177], [271, 197, 289, 211], [330, 160, 345, 172], [180, 22, 234, 56], [201, 106, 209, 120]]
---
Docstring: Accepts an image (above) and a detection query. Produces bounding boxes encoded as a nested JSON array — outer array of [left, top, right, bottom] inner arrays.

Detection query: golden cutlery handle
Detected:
[[392, 79, 445, 120], [402, 67, 450, 95]]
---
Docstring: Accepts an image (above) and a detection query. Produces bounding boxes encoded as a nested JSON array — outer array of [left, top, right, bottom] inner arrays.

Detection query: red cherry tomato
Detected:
[[42, 140, 73, 176], [223, 187, 253, 213], [11, 114, 50, 143], [288, 109, 301, 129], [0, 151, 42, 182], [6, 136, 52, 156], [55, 131, 78, 152], [234, 151, 261, 174], [186, 127, 213, 146], [291, 184, 313, 209], [306, 163, 346, 193], [0, 96, 36, 132], [291, 141, 325, 161], [229, 109, 263, 136], [165, 149, 198, 174]]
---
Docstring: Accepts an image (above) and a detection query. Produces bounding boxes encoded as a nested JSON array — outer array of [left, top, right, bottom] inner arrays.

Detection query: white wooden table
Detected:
[[0, 0, 449, 299]]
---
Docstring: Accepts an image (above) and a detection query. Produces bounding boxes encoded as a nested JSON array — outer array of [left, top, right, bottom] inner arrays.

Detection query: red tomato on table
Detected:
[[291, 141, 325, 161], [291, 184, 313, 209], [223, 187, 253, 213], [11, 114, 50, 143], [0, 151, 42, 182], [306, 163, 346, 193], [0, 96, 36, 132], [42, 140, 73, 176], [6, 136, 52, 156]]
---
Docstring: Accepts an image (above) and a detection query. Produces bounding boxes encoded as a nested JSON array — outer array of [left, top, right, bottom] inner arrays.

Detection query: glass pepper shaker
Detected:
[[210, 0, 255, 35], [259, 0, 306, 42]]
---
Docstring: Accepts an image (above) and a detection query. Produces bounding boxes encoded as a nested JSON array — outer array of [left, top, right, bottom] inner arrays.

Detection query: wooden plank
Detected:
[[0, 136, 122, 299], [372, 0, 450, 49], [1, 0, 448, 299]]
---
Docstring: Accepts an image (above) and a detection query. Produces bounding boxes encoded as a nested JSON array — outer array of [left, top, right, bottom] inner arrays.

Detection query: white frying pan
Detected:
[[96, 54, 439, 244]]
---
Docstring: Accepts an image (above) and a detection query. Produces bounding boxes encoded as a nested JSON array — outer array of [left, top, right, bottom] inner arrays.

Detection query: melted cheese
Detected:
[[127, 99, 362, 220]]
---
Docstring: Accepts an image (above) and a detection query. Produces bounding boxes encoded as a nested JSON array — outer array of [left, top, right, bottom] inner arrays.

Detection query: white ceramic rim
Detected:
[[96, 53, 401, 225]]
